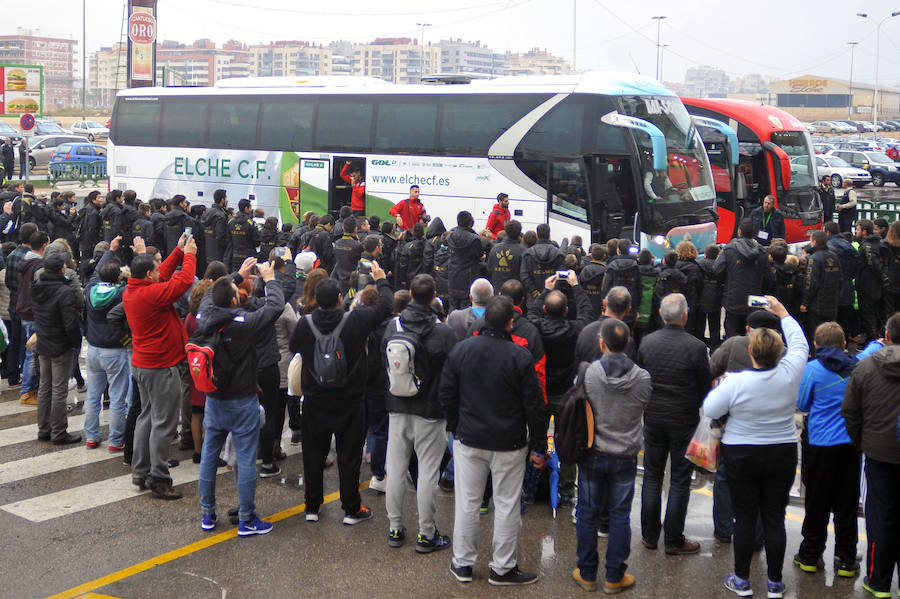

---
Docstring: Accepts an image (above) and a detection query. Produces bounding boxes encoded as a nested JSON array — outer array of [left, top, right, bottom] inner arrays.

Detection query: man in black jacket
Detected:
[[520, 223, 564, 300], [527, 269, 594, 504], [32, 254, 82, 445], [801, 230, 842, 345], [17, 183, 50, 233], [856, 219, 890, 342], [446, 211, 483, 311], [487, 219, 525, 289], [825, 222, 860, 340], [601, 239, 642, 326], [381, 273, 457, 552], [164, 195, 195, 258], [202, 189, 230, 265], [101, 189, 124, 243], [841, 312, 900, 598], [637, 293, 711, 555], [307, 215, 335, 273], [290, 263, 392, 525], [331, 216, 363, 294], [395, 222, 427, 290], [749, 195, 785, 246], [80, 191, 104, 257], [225, 198, 259, 271], [149, 198, 167, 251], [714, 219, 769, 338], [440, 296, 547, 586], [195, 261, 283, 536], [578, 244, 608, 317], [48, 197, 76, 249]]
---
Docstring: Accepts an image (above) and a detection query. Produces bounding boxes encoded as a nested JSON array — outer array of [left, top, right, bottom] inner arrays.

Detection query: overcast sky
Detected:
[[5, 0, 900, 87]]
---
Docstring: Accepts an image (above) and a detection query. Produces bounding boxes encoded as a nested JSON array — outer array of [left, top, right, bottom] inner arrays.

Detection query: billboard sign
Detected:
[[127, 0, 157, 87], [0, 64, 43, 117]]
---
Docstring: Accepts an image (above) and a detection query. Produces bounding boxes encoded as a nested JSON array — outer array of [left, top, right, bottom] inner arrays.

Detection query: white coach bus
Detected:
[[108, 71, 731, 255]]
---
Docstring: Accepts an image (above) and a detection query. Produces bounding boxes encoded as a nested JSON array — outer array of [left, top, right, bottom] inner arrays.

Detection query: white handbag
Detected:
[[287, 353, 303, 397]]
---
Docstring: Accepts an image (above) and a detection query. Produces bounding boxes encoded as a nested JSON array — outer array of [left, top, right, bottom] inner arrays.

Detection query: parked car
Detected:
[[828, 149, 900, 186], [14, 134, 84, 169], [0, 122, 23, 144], [813, 142, 836, 155], [70, 120, 109, 142], [48, 142, 107, 175], [796, 154, 871, 188], [808, 121, 854, 134], [33, 121, 71, 136]]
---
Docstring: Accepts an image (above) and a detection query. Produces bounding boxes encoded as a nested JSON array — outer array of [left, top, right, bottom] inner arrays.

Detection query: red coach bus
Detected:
[[682, 98, 822, 243]]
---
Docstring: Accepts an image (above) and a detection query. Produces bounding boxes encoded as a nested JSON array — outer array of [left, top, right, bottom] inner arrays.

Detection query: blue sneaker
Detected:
[[767, 579, 785, 599], [238, 515, 273, 537], [201, 512, 217, 531], [723, 574, 752, 597]]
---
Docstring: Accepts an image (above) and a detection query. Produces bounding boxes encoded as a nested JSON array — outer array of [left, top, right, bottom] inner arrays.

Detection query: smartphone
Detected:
[[556, 270, 570, 279], [184, 226, 192, 237], [358, 258, 373, 275], [747, 295, 770, 309]]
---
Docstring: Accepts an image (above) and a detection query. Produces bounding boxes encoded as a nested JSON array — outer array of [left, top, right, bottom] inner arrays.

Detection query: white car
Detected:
[[71, 120, 109, 142], [796, 155, 871, 188]]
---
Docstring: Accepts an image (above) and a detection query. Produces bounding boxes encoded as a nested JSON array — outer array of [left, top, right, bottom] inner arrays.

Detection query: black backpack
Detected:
[[305, 312, 350, 388], [555, 361, 595, 465]]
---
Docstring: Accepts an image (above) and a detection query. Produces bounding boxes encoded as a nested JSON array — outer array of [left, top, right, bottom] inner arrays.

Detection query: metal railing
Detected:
[[47, 159, 108, 188]]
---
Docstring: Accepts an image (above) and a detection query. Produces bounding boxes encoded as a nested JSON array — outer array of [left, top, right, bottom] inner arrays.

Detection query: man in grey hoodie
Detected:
[[572, 318, 651, 594]]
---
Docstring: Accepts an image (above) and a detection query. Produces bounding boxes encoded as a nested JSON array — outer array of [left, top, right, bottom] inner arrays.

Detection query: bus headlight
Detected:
[[653, 235, 666, 245]]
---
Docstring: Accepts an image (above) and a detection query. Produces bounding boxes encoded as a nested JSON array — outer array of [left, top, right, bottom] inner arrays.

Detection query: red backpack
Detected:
[[185, 324, 232, 393]]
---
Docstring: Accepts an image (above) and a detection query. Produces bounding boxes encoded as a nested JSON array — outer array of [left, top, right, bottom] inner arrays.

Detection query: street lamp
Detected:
[[659, 44, 669, 82], [847, 41, 858, 119], [857, 11, 900, 133], [651, 15, 666, 80], [416, 22, 431, 81]]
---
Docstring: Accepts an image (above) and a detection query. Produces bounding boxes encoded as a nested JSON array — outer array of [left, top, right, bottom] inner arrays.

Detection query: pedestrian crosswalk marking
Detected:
[[1, 435, 300, 523], [0, 411, 109, 448], [0, 401, 37, 417], [0, 443, 122, 485]]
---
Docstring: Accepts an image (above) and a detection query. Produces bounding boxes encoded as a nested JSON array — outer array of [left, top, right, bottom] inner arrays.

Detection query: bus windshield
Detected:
[[772, 130, 816, 188], [619, 95, 716, 205]]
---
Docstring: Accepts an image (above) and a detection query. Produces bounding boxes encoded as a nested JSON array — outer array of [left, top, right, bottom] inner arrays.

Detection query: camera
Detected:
[[556, 270, 570, 279], [184, 226, 192, 237], [747, 295, 770, 309]]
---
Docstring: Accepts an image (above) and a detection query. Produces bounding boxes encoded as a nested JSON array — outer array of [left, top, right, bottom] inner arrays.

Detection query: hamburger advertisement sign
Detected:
[[0, 65, 42, 117]]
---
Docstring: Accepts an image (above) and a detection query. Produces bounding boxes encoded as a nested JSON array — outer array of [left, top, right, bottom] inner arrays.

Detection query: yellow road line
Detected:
[[50, 487, 351, 599], [79, 594, 125, 599]]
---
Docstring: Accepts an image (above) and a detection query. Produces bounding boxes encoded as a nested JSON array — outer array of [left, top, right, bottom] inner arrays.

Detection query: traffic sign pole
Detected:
[[20, 113, 34, 183]]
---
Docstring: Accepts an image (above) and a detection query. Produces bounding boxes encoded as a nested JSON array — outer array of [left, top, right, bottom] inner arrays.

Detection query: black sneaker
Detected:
[[52, 432, 82, 445], [131, 476, 147, 490], [450, 562, 473, 583], [259, 464, 281, 478], [290, 430, 302, 445], [416, 531, 451, 554], [388, 527, 406, 548], [793, 553, 823, 573], [834, 556, 860, 578], [488, 565, 539, 586], [342, 506, 373, 525]]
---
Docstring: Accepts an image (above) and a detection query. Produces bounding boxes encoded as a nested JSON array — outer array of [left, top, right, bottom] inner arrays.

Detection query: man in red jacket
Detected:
[[340, 161, 366, 215], [486, 193, 510, 239], [390, 185, 427, 231], [124, 233, 197, 499]]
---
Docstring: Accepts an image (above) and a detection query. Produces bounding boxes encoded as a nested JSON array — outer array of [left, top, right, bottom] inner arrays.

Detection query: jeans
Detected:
[[21, 320, 39, 393], [548, 392, 575, 498], [84, 345, 132, 445], [7, 315, 21, 380], [199, 396, 261, 522], [641, 422, 695, 547], [862, 457, 900, 593], [576, 453, 637, 584], [36, 350, 75, 440], [723, 443, 797, 582]]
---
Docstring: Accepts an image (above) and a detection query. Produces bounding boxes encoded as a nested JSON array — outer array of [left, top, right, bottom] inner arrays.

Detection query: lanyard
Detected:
[[762, 211, 771, 229]]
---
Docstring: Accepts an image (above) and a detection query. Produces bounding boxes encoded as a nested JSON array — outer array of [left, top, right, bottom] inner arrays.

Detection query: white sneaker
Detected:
[[369, 475, 387, 493]]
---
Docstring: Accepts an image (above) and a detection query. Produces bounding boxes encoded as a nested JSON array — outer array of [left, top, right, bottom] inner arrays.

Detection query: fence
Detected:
[[855, 199, 900, 222], [47, 160, 108, 189]]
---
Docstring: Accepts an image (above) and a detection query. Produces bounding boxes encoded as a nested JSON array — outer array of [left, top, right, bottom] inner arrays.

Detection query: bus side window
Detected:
[[548, 160, 588, 222]]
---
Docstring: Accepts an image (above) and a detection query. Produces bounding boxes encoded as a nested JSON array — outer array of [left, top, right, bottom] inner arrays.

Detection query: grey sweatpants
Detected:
[[37, 349, 75, 440], [385, 413, 447, 538], [451, 440, 527, 575], [132, 364, 183, 483]]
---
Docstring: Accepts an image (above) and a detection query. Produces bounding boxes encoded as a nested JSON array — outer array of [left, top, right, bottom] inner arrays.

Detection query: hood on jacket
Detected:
[[44, 241, 72, 266], [607, 254, 638, 271], [446, 226, 477, 249], [165, 206, 190, 226], [728, 237, 766, 260], [872, 344, 900, 380], [815, 345, 858, 378], [531, 241, 562, 265], [397, 302, 440, 336], [426, 217, 447, 239], [31, 272, 67, 303], [827, 236, 854, 254], [197, 303, 241, 333], [89, 282, 123, 310], [591, 353, 644, 392]]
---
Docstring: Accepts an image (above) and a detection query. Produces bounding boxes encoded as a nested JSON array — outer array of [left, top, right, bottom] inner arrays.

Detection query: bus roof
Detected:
[[681, 97, 806, 134], [116, 70, 675, 99]]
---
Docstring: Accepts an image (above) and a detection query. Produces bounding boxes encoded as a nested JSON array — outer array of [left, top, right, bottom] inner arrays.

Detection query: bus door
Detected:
[[587, 155, 637, 243], [330, 156, 366, 217]]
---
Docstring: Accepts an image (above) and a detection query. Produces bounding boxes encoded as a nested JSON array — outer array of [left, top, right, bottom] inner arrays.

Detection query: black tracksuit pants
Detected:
[[797, 444, 861, 564]]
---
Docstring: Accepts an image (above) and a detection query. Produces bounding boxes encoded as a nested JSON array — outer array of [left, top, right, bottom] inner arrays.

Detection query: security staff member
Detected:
[[202, 189, 230, 265], [227, 198, 260, 271]]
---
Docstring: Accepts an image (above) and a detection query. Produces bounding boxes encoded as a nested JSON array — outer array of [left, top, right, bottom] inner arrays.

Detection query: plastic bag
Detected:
[[685, 414, 723, 472], [287, 353, 302, 397]]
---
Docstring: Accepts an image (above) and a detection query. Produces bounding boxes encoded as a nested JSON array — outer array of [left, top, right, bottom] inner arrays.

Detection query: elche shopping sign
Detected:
[[128, 12, 156, 45]]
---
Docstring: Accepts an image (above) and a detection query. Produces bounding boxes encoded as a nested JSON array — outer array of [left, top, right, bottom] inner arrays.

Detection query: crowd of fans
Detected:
[[0, 180, 898, 597]]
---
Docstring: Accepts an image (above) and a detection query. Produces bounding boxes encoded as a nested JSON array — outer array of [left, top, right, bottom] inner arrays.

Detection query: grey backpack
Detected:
[[385, 316, 433, 398]]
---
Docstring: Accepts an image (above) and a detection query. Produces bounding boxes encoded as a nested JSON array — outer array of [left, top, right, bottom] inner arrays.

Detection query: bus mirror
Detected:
[[690, 116, 739, 166], [763, 141, 792, 191], [600, 111, 667, 171]]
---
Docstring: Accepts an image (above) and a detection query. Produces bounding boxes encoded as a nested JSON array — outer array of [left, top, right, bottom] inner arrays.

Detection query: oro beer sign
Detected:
[[128, 12, 156, 45]]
